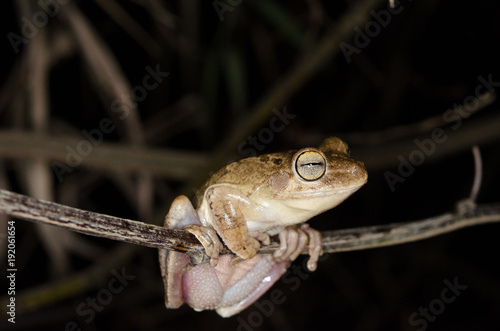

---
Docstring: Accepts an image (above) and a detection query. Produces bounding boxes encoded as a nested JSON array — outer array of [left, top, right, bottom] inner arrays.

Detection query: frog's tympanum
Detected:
[[159, 137, 367, 317]]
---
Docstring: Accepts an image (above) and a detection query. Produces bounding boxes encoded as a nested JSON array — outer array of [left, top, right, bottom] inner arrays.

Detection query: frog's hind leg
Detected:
[[159, 195, 206, 308], [159, 248, 190, 308], [163, 195, 200, 228], [216, 256, 290, 317]]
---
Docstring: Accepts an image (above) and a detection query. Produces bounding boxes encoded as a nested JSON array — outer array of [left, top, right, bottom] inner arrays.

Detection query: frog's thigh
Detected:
[[159, 250, 190, 308], [159, 195, 201, 308], [206, 187, 261, 259], [163, 195, 199, 228], [160, 195, 200, 281]]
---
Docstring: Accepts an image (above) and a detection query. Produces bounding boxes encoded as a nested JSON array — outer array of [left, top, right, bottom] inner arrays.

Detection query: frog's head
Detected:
[[266, 137, 367, 217]]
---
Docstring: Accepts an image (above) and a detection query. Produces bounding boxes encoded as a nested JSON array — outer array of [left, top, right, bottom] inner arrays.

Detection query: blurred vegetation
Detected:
[[0, 0, 499, 330]]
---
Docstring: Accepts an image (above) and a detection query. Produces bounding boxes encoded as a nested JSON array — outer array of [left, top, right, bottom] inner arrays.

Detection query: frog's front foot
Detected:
[[227, 231, 271, 265], [248, 230, 271, 246], [184, 224, 223, 267], [273, 224, 323, 271]]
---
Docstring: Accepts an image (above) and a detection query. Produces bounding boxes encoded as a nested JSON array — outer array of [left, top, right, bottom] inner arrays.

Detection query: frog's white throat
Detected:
[[247, 184, 364, 234]]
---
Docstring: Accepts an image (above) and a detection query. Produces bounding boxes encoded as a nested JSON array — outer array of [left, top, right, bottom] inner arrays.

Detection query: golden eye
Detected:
[[295, 151, 326, 180]]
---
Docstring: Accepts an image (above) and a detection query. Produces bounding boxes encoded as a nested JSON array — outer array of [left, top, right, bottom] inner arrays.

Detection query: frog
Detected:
[[158, 137, 367, 317]]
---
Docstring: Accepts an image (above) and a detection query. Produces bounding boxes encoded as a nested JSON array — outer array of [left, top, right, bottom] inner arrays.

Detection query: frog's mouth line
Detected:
[[279, 183, 365, 198]]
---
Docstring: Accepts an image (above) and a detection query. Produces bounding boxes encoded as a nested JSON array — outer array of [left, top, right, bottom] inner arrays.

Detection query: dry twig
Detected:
[[1, 188, 499, 259]]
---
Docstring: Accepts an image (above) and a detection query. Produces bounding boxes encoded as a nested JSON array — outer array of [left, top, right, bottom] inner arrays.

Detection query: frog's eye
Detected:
[[296, 151, 326, 180]]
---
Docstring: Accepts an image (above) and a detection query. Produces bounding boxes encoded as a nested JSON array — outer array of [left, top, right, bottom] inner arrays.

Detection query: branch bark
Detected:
[[1, 188, 499, 259]]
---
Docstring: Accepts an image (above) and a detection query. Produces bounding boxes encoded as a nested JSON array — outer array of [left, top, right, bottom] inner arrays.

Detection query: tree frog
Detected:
[[158, 137, 367, 317]]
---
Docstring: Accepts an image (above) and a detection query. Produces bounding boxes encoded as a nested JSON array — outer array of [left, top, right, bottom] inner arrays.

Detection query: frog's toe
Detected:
[[273, 225, 323, 271], [273, 226, 308, 262], [184, 224, 223, 267], [237, 237, 260, 259], [299, 224, 323, 272], [248, 230, 271, 245]]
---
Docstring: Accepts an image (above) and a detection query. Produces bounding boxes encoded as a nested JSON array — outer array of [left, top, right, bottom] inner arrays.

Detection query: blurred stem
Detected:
[[182, 0, 387, 194], [248, 0, 305, 48], [223, 48, 247, 116], [0, 130, 205, 180], [93, 0, 162, 57], [353, 110, 500, 170], [0, 109, 499, 180], [0, 243, 136, 315]]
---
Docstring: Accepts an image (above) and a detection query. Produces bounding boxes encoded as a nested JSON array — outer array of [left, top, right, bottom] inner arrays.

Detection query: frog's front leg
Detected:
[[203, 186, 270, 260], [163, 195, 223, 266]]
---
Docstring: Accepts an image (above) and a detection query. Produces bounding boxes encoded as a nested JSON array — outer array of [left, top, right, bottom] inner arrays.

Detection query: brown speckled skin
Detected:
[[161, 137, 368, 317], [195, 137, 367, 208]]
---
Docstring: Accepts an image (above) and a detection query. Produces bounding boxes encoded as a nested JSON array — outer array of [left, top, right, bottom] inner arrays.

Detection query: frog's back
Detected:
[[194, 151, 295, 207]]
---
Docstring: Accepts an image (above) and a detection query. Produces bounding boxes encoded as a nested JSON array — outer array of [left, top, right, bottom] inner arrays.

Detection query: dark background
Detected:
[[1, 0, 499, 330]]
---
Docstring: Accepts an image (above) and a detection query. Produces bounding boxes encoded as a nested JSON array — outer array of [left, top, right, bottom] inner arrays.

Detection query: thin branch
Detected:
[[1, 189, 500, 259], [318, 206, 500, 253], [0, 188, 200, 251]]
